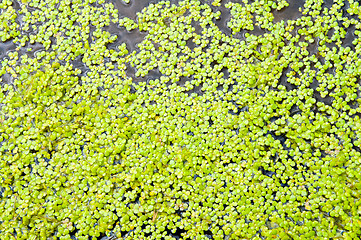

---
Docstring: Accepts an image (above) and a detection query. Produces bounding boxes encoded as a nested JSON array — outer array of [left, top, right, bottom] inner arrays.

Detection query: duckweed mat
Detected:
[[1, 0, 361, 239]]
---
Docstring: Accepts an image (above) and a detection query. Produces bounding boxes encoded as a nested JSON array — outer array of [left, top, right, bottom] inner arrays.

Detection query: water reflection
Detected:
[[272, 0, 305, 22]]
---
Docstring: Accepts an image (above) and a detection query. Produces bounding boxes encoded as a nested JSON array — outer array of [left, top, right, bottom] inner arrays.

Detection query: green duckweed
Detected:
[[1, 0, 361, 239]]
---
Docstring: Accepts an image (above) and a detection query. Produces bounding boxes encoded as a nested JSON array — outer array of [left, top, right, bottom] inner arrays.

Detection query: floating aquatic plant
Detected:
[[1, 0, 361, 239]]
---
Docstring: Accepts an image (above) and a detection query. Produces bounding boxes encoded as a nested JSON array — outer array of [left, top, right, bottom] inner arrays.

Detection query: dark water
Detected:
[[0, 40, 15, 60], [105, 0, 148, 53], [272, 0, 305, 22]]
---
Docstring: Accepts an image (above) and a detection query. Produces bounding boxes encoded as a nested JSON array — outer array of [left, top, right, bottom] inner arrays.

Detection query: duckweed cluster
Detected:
[[1, 0, 361, 239]]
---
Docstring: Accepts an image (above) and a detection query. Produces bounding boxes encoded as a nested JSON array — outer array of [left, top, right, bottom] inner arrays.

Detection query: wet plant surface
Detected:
[[1, 0, 361, 239]]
